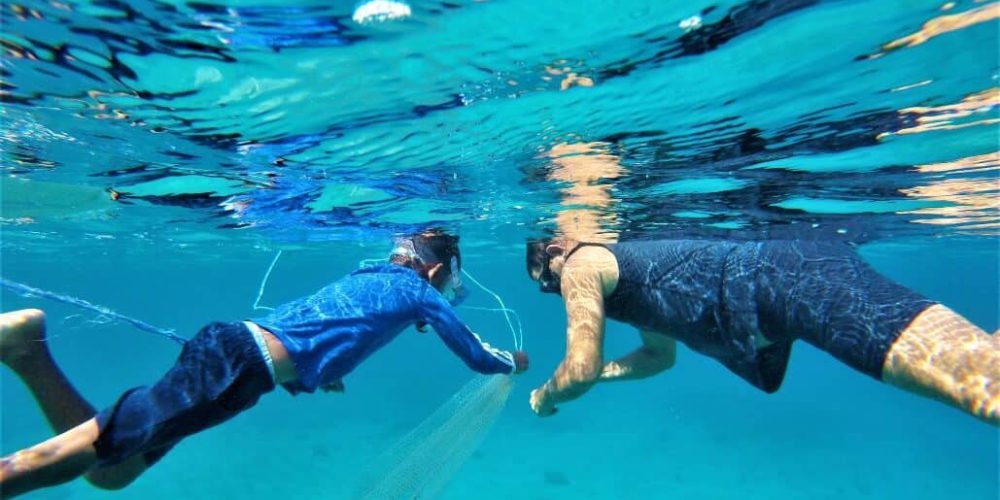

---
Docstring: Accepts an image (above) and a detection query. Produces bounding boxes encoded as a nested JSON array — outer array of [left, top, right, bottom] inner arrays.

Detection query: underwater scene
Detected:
[[1, 0, 998, 498]]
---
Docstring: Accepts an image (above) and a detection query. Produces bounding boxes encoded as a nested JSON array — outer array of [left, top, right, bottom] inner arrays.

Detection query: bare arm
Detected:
[[882, 304, 1000, 424], [530, 266, 606, 415], [599, 330, 676, 383]]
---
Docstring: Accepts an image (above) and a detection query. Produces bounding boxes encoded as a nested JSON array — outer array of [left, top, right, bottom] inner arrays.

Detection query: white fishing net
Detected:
[[357, 375, 514, 499]]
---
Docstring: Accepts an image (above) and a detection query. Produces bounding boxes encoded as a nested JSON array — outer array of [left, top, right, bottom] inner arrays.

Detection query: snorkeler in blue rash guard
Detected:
[[525, 236, 999, 424], [0, 230, 528, 499]]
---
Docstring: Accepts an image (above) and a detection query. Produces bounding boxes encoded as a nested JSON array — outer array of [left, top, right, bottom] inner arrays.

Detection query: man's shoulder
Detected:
[[567, 244, 618, 272], [564, 246, 619, 297], [338, 265, 428, 296]]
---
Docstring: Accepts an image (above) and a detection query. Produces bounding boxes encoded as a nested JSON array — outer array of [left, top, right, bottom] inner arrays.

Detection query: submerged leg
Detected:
[[599, 330, 676, 382], [1, 418, 100, 498], [0, 309, 148, 490], [753, 241, 997, 422], [882, 304, 999, 424]]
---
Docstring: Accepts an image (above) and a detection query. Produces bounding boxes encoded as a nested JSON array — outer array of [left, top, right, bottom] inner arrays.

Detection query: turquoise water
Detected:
[[2, 0, 999, 498]]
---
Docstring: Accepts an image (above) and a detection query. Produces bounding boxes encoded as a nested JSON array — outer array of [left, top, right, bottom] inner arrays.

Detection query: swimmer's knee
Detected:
[[660, 350, 676, 371], [646, 352, 674, 374], [85, 473, 134, 490], [84, 457, 147, 490]]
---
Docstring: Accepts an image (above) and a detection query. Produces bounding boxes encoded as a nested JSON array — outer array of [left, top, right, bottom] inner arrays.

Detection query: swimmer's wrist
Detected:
[[539, 379, 556, 396], [512, 351, 529, 374]]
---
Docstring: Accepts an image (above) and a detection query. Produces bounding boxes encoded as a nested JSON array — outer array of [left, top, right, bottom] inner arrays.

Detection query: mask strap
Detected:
[[390, 238, 420, 264], [449, 256, 462, 288]]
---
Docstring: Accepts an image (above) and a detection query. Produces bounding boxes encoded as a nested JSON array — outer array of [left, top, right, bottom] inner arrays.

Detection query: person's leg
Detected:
[[3, 317, 276, 497], [0, 309, 148, 490], [1, 418, 100, 498], [882, 304, 999, 424], [756, 241, 998, 424], [598, 329, 676, 382]]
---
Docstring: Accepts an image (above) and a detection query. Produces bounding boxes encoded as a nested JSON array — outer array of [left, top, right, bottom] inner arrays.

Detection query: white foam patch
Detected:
[[352, 0, 412, 24]]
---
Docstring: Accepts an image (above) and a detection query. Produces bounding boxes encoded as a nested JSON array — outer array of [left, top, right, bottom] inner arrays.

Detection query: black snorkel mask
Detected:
[[528, 239, 562, 295], [538, 256, 561, 295]]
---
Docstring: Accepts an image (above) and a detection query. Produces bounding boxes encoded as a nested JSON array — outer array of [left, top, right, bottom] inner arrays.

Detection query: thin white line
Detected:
[[461, 269, 523, 350], [253, 250, 283, 311]]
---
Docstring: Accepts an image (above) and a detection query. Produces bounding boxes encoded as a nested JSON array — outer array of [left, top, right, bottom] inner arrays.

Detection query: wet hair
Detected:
[[391, 229, 461, 279], [416, 229, 461, 275], [394, 229, 461, 333]]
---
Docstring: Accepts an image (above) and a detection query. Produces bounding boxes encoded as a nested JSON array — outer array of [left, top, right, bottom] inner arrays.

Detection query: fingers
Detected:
[[535, 406, 558, 417], [529, 388, 557, 417]]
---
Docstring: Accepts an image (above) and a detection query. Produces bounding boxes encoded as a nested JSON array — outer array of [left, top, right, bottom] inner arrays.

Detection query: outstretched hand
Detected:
[[321, 379, 345, 393]]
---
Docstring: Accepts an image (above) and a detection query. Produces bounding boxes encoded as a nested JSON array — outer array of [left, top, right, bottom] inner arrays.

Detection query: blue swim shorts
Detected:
[[93, 322, 275, 467]]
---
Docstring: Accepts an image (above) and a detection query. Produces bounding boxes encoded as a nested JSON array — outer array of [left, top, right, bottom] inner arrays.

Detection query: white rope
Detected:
[[461, 269, 523, 350], [458, 306, 524, 350], [0, 278, 184, 344], [253, 250, 283, 311]]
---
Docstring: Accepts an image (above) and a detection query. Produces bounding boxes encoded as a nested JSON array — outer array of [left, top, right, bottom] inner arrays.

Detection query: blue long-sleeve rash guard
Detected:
[[253, 264, 515, 394]]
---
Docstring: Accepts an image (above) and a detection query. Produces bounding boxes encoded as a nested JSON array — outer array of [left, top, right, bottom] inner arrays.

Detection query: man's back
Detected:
[[255, 263, 515, 394], [254, 264, 429, 393]]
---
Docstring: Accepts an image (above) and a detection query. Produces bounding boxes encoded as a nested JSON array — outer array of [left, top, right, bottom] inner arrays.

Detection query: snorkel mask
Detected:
[[537, 254, 561, 294], [442, 256, 468, 306], [527, 239, 561, 295], [391, 237, 469, 306]]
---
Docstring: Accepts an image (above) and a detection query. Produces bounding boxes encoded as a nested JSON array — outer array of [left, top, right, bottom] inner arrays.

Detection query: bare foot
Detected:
[[0, 309, 49, 371]]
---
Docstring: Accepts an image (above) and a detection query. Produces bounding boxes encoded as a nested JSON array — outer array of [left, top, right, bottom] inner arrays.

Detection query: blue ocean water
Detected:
[[1, 0, 998, 498]]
